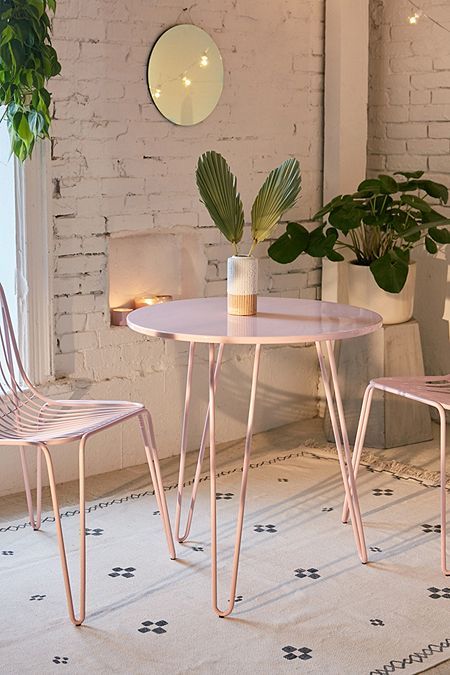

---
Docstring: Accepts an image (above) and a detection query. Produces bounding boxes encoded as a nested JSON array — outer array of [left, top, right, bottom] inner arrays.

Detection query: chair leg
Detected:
[[437, 406, 449, 576], [341, 384, 375, 524], [19, 445, 42, 531], [38, 441, 86, 626], [138, 410, 176, 561]]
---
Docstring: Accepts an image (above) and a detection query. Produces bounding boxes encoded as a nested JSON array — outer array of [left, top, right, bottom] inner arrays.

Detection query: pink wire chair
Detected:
[[0, 284, 175, 625], [342, 375, 449, 576]]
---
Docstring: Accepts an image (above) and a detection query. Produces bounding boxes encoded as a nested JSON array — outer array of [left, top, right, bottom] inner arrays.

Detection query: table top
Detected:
[[127, 297, 382, 345]]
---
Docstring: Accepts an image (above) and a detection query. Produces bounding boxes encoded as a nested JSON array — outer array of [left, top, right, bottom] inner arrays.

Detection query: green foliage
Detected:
[[196, 151, 301, 255], [0, 0, 60, 161], [196, 151, 244, 250], [250, 158, 301, 251], [269, 172, 450, 294]]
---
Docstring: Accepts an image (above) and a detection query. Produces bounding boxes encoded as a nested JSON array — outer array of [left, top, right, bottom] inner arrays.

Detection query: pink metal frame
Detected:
[[0, 285, 175, 625], [175, 339, 367, 617], [342, 375, 449, 576]]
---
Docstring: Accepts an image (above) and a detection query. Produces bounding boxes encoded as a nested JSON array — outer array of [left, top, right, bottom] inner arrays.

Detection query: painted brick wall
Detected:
[[367, 0, 450, 376], [0, 1, 326, 496]]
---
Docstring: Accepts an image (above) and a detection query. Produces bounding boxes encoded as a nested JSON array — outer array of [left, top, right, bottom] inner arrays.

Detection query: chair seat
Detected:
[[0, 397, 144, 445], [371, 375, 450, 410]]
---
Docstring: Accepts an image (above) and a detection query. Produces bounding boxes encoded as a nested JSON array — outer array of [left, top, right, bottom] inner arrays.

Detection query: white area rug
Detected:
[[0, 448, 449, 674]]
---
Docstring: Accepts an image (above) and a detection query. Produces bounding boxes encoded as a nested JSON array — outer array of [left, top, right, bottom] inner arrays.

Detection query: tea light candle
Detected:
[[134, 295, 158, 308], [134, 294, 173, 308], [111, 307, 133, 326]]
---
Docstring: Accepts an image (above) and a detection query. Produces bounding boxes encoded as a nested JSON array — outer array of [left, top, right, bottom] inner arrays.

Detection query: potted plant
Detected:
[[196, 151, 301, 315], [268, 171, 450, 324], [0, 0, 61, 161]]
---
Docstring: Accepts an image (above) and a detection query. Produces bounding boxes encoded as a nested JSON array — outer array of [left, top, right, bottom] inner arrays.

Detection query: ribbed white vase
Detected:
[[227, 255, 258, 316]]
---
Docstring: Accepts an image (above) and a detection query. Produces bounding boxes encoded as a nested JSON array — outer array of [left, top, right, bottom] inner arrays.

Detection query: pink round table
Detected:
[[128, 297, 382, 617]]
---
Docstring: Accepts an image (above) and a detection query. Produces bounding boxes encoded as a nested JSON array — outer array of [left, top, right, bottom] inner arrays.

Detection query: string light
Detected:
[[408, 11, 421, 24], [182, 75, 192, 87], [200, 52, 209, 67], [154, 87, 162, 99], [407, 1, 450, 32]]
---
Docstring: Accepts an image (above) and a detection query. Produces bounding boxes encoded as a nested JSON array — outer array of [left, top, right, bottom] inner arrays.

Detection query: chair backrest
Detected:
[[0, 283, 36, 407]]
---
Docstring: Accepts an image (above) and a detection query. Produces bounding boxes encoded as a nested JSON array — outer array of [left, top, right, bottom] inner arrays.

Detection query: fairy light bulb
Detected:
[[408, 10, 422, 24], [154, 87, 162, 99], [200, 53, 209, 67], [182, 75, 191, 87]]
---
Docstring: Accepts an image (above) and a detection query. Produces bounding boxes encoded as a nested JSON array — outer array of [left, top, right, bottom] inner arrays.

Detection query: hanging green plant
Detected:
[[0, 0, 61, 161]]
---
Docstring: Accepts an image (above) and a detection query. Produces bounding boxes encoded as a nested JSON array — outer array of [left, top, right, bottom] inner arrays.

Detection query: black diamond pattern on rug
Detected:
[[295, 567, 321, 579], [85, 528, 104, 536], [372, 489, 393, 496], [421, 524, 441, 534], [108, 566, 136, 578], [192, 546, 204, 552], [216, 492, 234, 500], [138, 620, 168, 634], [370, 546, 382, 553], [1, 550, 14, 556], [282, 646, 312, 661], [52, 657, 69, 664], [322, 507, 333, 512], [254, 524, 277, 533], [30, 594, 46, 601], [427, 587, 450, 599], [370, 618, 384, 626], [278, 478, 288, 482], [153, 510, 160, 515]]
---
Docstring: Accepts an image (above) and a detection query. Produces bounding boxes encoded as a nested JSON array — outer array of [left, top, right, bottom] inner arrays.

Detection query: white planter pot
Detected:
[[347, 260, 416, 325], [227, 255, 258, 316]]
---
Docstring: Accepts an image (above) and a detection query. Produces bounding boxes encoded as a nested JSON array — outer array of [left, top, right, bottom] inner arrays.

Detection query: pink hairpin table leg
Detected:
[[315, 340, 368, 563], [175, 342, 224, 543], [209, 342, 261, 617]]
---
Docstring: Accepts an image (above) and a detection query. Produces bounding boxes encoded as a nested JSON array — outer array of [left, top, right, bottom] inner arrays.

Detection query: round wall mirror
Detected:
[[147, 24, 224, 126]]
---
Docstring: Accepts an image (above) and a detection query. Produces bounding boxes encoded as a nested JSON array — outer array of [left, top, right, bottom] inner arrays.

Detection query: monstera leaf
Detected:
[[250, 158, 301, 248], [196, 151, 244, 247]]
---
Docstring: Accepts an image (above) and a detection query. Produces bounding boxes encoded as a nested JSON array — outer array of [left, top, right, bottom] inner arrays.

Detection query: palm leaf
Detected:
[[250, 158, 301, 246], [196, 151, 244, 246]]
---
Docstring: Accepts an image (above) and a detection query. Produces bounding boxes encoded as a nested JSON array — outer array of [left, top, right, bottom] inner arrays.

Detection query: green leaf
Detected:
[[0, 25, 14, 47], [415, 179, 448, 204], [425, 236, 438, 254], [429, 226, 450, 244], [370, 249, 409, 293], [394, 170, 424, 179], [268, 222, 309, 264], [357, 178, 383, 194], [400, 194, 431, 212], [378, 174, 398, 194], [306, 225, 338, 257], [196, 151, 244, 246], [251, 157, 301, 244], [327, 250, 345, 262], [328, 205, 364, 233]]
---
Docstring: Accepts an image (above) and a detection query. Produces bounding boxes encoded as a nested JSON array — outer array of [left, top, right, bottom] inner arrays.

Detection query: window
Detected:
[[0, 112, 52, 384], [0, 108, 18, 334]]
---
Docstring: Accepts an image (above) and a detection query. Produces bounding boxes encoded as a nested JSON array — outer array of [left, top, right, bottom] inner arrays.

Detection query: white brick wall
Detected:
[[0, 1, 327, 496], [367, 0, 450, 377]]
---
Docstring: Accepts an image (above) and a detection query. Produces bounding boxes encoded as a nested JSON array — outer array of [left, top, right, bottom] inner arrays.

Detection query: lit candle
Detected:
[[134, 295, 158, 308], [134, 294, 173, 308], [111, 307, 133, 326]]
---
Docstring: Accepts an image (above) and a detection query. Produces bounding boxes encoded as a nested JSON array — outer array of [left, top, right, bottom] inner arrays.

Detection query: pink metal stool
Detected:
[[0, 284, 175, 625], [342, 375, 449, 576]]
